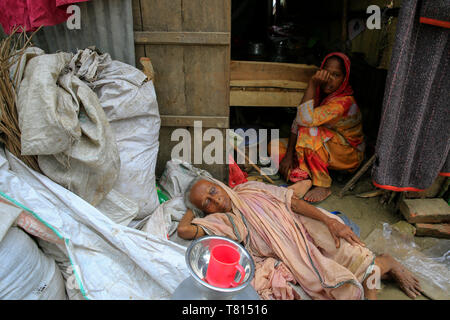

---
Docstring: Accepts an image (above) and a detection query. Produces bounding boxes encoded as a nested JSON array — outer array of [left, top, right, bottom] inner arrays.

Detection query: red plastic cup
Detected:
[[205, 244, 246, 288]]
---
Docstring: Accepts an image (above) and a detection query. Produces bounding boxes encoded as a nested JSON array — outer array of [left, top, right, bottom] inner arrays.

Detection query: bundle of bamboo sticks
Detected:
[[0, 28, 41, 172]]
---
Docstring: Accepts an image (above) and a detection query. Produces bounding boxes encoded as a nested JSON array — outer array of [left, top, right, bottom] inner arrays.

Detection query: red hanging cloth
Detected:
[[0, 0, 89, 35]]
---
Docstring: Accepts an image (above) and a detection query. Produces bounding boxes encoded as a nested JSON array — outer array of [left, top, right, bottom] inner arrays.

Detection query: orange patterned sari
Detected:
[[270, 53, 364, 187]]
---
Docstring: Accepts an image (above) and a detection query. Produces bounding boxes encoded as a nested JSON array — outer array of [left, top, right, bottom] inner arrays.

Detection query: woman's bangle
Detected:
[[193, 225, 199, 239]]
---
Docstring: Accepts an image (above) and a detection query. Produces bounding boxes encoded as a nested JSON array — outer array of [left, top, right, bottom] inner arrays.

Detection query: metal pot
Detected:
[[172, 236, 259, 300], [247, 42, 267, 61], [272, 40, 289, 62]]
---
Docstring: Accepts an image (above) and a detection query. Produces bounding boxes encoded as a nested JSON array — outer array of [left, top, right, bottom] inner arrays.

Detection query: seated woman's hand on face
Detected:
[[310, 69, 332, 88]]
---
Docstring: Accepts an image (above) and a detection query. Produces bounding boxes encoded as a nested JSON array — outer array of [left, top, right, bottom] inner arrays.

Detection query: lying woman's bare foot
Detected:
[[304, 187, 331, 203], [288, 180, 312, 199], [381, 254, 422, 299]]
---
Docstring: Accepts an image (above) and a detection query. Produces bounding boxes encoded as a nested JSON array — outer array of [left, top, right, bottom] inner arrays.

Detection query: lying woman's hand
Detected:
[[325, 218, 365, 248]]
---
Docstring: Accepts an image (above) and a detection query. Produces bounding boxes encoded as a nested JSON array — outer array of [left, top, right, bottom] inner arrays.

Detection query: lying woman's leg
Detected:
[[364, 254, 422, 300], [299, 211, 422, 300]]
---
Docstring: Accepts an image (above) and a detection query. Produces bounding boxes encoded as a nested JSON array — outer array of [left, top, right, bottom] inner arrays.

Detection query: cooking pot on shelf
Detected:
[[247, 41, 267, 61]]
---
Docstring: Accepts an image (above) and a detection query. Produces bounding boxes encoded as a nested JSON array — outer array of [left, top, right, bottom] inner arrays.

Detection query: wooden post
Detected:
[[341, 0, 348, 49], [233, 145, 275, 184], [338, 154, 376, 198], [140, 57, 154, 81]]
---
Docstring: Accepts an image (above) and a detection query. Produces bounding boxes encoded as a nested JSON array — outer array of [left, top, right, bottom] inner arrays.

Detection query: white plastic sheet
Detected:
[[136, 197, 192, 248], [0, 150, 188, 300]]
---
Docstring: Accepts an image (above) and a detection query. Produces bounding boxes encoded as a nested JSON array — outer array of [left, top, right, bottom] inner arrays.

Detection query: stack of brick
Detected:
[[399, 198, 450, 239]]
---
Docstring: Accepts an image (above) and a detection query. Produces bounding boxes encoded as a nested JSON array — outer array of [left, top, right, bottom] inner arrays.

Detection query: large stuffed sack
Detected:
[[70, 48, 161, 219], [17, 52, 80, 156], [0, 227, 67, 300], [16, 51, 120, 206]]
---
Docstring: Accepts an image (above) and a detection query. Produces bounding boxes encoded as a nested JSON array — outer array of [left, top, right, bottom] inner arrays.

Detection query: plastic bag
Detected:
[[365, 223, 450, 300], [156, 184, 170, 204]]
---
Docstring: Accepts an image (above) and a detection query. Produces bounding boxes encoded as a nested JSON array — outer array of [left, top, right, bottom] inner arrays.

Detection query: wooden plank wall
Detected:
[[132, 0, 231, 180]]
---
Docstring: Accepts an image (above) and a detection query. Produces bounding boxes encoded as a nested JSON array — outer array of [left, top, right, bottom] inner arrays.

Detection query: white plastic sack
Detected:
[[35, 239, 85, 300], [16, 51, 120, 206], [135, 197, 192, 248], [17, 52, 79, 155], [70, 48, 161, 219], [0, 227, 67, 300], [0, 150, 188, 300], [9, 47, 45, 89], [159, 159, 213, 198]]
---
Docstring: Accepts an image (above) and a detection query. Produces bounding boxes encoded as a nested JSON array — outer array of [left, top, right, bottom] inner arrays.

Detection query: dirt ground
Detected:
[[249, 171, 433, 300]]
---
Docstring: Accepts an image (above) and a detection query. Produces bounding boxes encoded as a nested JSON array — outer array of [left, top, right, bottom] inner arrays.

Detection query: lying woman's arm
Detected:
[[177, 209, 206, 240], [290, 197, 364, 248], [291, 197, 332, 225]]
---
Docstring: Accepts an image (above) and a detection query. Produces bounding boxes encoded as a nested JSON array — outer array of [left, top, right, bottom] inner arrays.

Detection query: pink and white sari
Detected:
[[192, 180, 375, 300]]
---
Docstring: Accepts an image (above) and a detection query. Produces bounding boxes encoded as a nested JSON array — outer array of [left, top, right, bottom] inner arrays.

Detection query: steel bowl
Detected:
[[185, 235, 256, 295], [247, 42, 267, 61]]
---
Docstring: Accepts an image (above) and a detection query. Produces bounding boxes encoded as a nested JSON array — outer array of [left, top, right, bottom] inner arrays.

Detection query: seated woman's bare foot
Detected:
[[288, 180, 312, 199], [384, 254, 422, 299], [304, 187, 331, 203]]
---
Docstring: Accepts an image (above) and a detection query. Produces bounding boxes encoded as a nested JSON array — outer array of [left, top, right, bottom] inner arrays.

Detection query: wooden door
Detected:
[[133, 0, 231, 180]]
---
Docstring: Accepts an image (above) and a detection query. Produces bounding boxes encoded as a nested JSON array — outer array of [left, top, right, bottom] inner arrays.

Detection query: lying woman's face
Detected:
[[322, 57, 346, 95], [189, 179, 233, 214]]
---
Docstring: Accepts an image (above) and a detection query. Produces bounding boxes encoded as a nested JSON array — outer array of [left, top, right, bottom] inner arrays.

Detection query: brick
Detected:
[[415, 223, 450, 239], [399, 198, 450, 223]]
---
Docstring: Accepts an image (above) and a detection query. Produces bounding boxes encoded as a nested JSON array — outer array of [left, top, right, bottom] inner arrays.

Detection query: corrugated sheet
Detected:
[[31, 0, 135, 66]]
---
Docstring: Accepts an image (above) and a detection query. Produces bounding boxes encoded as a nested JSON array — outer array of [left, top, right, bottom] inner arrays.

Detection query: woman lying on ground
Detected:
[[177, 177, 422, 300], [269, 52, 364, 203]]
